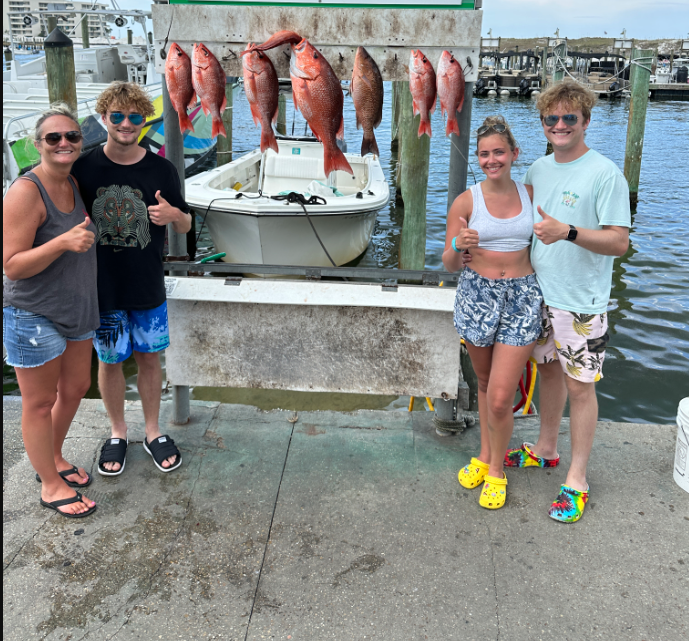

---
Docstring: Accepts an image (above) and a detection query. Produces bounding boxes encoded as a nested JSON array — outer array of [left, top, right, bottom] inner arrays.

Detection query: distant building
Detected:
[[4, 1, 110, 41]]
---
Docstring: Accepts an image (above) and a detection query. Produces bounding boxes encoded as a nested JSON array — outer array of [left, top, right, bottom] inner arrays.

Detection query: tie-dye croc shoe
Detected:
[[548, 484, 590, 523], [458, 457, 490, 489], [504, 442, 560, 468], [479, 474, 508, 509]]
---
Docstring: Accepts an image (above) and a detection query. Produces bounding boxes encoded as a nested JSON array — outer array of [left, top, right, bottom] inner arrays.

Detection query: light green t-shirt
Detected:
[[524, 149, 631, 314]]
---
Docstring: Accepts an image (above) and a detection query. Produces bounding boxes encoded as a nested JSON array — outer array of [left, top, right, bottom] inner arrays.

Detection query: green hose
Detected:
[[196, 252, 226, 264]]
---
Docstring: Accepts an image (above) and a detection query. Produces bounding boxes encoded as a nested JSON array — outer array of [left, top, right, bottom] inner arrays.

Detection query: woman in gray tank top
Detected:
[[442, 116, 543, 511], [3, 104, 97, 518]]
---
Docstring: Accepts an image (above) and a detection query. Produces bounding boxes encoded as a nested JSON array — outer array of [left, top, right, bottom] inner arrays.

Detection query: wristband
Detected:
[[451, 237, 462, 253]]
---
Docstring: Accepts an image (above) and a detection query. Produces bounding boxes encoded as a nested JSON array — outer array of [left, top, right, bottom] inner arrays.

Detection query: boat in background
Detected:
[[185, 137, 389, 267]]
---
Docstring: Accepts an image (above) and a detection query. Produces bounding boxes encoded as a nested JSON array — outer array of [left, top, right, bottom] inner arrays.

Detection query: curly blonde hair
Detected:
[[536, 80, 597, 122], [475, 115, 518, 153], [95, 81, 156, 117]]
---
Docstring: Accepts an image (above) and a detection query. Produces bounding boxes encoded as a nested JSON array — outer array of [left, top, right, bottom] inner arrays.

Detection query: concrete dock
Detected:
[[3, 396, 687, 641]]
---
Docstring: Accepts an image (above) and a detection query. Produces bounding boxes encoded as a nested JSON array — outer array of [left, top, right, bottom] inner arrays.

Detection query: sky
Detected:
[[108, 0, 689, 41]]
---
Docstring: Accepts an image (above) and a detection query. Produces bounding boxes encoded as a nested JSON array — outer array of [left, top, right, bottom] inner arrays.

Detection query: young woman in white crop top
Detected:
[[442, 116, 543, 510]]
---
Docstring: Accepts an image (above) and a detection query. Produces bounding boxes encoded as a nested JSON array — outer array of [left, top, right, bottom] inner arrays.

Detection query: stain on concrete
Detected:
[[300, 424, 326, 437], [333, 553, 385, 586]]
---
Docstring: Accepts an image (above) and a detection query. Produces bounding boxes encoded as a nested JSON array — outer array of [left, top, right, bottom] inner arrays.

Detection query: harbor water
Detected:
[[4, 87, 688, 424]]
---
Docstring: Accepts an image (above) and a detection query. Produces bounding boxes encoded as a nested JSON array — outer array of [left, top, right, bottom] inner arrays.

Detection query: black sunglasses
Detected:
[[476, 123, 508, 135], [109, 112, 144, 126], [543, 114, 578, 127], [39, 131, 83, 145]]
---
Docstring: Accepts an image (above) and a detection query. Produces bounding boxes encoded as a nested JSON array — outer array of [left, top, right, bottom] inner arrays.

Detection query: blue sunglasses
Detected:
[[109, 112, 144, 126]]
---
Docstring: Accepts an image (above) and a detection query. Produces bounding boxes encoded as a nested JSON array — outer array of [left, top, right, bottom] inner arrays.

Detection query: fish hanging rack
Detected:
[[152, 5, 482, 83]]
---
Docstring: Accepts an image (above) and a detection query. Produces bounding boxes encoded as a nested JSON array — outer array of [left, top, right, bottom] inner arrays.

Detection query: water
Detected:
[[6, 87, 688, 424]]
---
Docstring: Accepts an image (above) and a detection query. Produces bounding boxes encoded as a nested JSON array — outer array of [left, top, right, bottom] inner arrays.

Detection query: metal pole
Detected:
[[162, 80, 190, 424], [447, 82, 475, 210], [623, 48, 654, 210], [45, 28, 77, 112], [216, 78, 234, 167], [81, 14, 89, 49]]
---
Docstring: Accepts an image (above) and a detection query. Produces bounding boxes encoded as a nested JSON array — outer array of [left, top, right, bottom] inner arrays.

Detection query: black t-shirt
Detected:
[[72, 146, 188, 312]]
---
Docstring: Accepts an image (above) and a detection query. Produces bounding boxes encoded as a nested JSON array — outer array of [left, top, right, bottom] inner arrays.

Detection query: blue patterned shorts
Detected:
[[94, 302, 170, 364], [453, 268, 543, 347]]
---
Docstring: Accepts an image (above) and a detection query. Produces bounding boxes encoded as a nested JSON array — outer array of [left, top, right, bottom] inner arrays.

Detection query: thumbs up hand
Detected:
[[454, 216, 480, 251], [148, 190, 179, 226], [62, 215, 95, 253], [533, 206, 568, 245]]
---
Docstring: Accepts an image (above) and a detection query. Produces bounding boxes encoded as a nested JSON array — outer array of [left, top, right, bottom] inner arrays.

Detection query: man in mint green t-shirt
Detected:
[[505, 81, 631, 523]]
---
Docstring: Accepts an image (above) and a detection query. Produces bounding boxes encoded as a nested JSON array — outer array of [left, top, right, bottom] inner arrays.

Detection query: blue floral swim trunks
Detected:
[[453, 268, 543, 347]]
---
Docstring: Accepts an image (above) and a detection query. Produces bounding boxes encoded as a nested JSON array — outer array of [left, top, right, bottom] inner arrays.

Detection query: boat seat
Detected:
[[262, 154, 327, 193]]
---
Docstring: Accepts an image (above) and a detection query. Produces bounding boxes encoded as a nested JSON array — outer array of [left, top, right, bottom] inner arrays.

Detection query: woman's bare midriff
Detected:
[[466, 247, 534, 280]]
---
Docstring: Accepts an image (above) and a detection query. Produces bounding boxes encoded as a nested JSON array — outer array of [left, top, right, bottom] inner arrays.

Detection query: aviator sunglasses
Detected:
[[38, 131, 83, 145], [108, 112, 144, 126], [542, 114, 579, 127], [476, 123, 508, 135]]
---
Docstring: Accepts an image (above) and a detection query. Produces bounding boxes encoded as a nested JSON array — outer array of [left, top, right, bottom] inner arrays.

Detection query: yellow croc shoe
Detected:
[[458, 457, 490, 489], [479, 474, 508, 509]]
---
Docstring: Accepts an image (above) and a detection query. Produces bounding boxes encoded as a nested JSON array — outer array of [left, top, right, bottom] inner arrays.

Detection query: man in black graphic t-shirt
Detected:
[[73, 82, 191, 477]]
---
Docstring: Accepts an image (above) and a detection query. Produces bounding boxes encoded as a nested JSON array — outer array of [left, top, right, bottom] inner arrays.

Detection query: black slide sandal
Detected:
[[40, 492, 97, 518], [98, 438, 128, 476], [35, 466, 92, 488], [143, 436, 182, 473]]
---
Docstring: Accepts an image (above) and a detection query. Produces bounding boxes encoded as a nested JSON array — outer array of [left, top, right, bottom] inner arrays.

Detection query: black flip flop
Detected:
[[143, 435, 182, 473], [98, 437, 128, 476], [40, 491, 97, 518], [35, 465, 92, 488]]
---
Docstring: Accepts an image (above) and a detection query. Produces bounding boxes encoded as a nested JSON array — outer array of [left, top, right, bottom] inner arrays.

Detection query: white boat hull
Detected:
[[205, 208, 378, 266]]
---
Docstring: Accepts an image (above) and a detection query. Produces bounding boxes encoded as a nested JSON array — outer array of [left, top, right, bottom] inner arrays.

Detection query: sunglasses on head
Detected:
[[543, 114, 579, 127], [39, 131, 83, 145], [476, 123, 508, 135], [109, 112, 144, 126]]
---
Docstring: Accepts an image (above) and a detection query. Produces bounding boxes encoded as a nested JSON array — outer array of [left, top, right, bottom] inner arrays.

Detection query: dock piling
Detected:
[[80, 15, 89, 49], [396, 82, 430, 270], [47, 17, 58, 34], [277, 93, 286, 136], [447, 82, 475, 211], [623, 48, 655, 209], [127, 29, 133, 45], [44, 28, 77, 112], [391, 81, 401, 153], [216, 79, 234, 166], [162, 81, 191, 424]]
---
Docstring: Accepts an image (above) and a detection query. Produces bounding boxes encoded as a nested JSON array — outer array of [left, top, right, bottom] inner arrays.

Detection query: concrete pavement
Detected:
[[3, 397, 687, 641]]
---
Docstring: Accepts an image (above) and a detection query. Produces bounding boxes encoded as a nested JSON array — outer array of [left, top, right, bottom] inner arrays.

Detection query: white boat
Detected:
[[185, 137, 390, 267]]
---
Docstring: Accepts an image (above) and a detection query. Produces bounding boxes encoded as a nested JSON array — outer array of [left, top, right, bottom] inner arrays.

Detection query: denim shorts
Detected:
[[94, 301, 170, 364], [453, 268, 543, 347], [3, 306, 95, 368]]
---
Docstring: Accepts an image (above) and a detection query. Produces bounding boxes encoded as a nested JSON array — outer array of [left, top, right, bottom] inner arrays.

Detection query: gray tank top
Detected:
[[3, 172, 99, 337], [468, 181, 533, 252]]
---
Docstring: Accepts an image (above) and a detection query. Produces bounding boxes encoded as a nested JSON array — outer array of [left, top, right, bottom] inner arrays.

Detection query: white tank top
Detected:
[[468, 181, 533, 252]]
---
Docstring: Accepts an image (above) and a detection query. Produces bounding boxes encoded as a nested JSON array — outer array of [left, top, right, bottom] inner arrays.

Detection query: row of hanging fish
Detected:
[[165, 42, 227, 138], [165, 37, 465, 172], [409, 49, 466, 138]]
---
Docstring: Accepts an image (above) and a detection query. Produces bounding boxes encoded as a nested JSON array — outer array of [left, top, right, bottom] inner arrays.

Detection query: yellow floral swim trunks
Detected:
[[531, 305, 609, 383]]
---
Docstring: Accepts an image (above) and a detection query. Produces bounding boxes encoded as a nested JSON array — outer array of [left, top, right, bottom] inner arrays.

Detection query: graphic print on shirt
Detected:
[[92, 184, 151, 248], [561, 190, 580, 209]]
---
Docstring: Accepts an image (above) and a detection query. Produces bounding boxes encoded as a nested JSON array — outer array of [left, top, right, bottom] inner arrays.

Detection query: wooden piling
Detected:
[[162, 80, 191, 424], [276, 93, 286, 136], [47, 17, 58, 34], [541, 46, 548, 88], [81, 14, 89, 48], [391, 80, 401, 152], [447, 82, 475, 209], [44, 28, 77, 112], [624, 48, 654, 209], [216, 79, 234, 166], [396, 82, 430, 271], [127, 29, 133, 45]]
